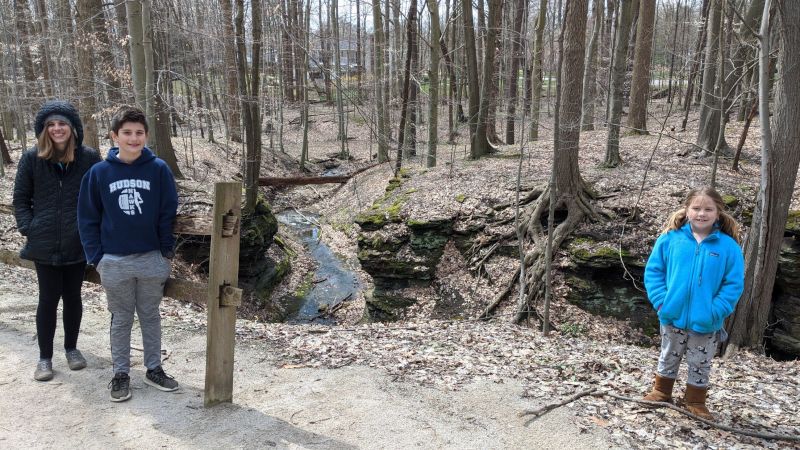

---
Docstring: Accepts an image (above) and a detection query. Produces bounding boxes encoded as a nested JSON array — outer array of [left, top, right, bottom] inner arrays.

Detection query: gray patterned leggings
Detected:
[[656, 325, 719, 388]]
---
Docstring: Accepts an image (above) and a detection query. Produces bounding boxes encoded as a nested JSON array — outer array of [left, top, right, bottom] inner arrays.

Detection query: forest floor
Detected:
[[1, 100, 799, 448]]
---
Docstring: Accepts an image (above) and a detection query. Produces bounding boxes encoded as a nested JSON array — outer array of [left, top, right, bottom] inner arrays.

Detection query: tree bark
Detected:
[[556, 0, 590, 195], [528, 0, 549, 140], [604, 0, 634, 167], [473, 0, 503, 158], [581, 0, 604, 131], [427, 0, 441, 167], [75, 0, 100, 151], [627, 0, 655, 134], [219, 0, 242, 142], [504, 0, 527, 144], [696, 0, 726, 155], [463, 0, 481, 152], [726, 0, 800, 354], [371, 0, 390, 162]]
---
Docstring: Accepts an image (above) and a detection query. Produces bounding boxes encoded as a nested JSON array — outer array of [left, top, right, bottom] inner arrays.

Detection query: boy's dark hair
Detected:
[[110, 107, 149, 134]]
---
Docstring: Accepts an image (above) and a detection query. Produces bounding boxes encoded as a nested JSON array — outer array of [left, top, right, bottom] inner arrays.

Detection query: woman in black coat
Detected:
[[13, 100, 101, 381]]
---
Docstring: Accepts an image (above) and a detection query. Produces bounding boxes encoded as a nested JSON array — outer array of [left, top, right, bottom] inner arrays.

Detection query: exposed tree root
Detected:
[[474, 182, 607, 327]]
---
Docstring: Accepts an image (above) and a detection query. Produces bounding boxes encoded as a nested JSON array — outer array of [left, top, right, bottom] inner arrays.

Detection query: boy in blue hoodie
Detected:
[[78, 107, 179, 402], [642, 187, 744, 420]]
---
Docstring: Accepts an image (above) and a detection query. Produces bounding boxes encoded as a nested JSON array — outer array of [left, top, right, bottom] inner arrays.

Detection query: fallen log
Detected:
[[259, 162, 383, 187], [0, 204, 211, 236], [0, 249, 208, 305]]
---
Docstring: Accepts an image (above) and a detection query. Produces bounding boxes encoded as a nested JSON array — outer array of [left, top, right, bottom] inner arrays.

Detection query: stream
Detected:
[[276, 209, 360, 323]]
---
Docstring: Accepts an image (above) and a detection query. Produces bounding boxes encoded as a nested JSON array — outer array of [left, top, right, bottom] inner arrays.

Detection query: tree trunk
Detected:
[[528, 0, 548, 140], [75, 0, 100, 150], [556, 0, 590, 195], [473, 0, 502, 158], [395, 0, 417, 175], [331, 0, 348, 155], [235, 0, 263, 212], [371, 0, 390, 162], [219, 0, 242, 142], [604, 0, 634, 167], [667, 0, 682, 103], [696, 0, 726, 155], [627, 0, 655, 134], [726, 0, 800, 354], [463, 0, 481, 152], [681, 0, 710, 130], [427, 0, 441, 167], [581, 0, 604, 131], [126, 1, 147, 110], [504, 0, 526, 144]]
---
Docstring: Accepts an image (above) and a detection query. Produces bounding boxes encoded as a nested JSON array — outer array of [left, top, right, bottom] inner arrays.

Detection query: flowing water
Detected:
[[276, 210, 360, 323]]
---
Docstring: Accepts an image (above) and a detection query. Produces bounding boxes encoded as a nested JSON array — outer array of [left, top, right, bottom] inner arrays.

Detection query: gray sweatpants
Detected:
[[98, 250, 171, 374], [656, 325, 719, 388]]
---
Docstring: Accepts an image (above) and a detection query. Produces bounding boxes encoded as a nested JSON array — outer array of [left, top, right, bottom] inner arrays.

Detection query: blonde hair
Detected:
[[36, 126, 76, 163], [662, 187, 742, 244]]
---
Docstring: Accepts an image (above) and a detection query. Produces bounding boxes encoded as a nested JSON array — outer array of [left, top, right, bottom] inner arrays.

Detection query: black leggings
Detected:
[[34, 262, 86, 359]]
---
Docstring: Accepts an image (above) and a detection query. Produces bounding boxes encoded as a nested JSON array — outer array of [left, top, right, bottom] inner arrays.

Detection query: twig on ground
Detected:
[[521, 388, 800, 443], [600, 391, 800, 442], [520, 388, 597, 424]]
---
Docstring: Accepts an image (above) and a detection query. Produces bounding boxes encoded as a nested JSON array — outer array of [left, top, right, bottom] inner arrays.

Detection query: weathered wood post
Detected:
[[204, 182, 243, 407]]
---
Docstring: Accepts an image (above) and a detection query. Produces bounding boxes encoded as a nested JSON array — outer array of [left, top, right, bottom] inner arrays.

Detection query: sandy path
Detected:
[[0, 268, 613, 449]]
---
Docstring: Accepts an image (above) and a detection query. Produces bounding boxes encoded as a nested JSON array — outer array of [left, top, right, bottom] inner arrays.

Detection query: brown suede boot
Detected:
[[684, 384, 714, 420], [642, 374, 675, 403]]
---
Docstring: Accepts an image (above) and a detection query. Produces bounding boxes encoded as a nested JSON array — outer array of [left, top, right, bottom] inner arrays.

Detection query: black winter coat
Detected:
[[13, 146, 101, 265]]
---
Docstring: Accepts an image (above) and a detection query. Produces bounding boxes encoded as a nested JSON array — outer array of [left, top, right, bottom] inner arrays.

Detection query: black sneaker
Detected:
[[144, 366, 179, 392], [109, 373, 131, 402]]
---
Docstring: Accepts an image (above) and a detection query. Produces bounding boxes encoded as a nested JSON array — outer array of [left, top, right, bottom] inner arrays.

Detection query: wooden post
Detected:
[[204, 182, 242, 407]]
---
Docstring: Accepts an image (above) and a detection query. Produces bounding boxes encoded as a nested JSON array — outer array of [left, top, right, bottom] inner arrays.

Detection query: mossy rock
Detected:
[[239, 195, 278, 265], [410, 231, 449, 256], [721, 194, 739, 208], [357, 230, 408, 253], [406, 217, 453, 233], [566, 237, 641, 268], [787, 210, 800, 235], [354, 193, 409, 231]]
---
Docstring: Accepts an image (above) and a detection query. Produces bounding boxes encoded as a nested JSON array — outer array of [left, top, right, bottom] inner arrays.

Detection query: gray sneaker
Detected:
[[109, 373, 132, 402], [65, 349, 87, 370], [34, 359, 54, 381], [144, 366, 179, 392]]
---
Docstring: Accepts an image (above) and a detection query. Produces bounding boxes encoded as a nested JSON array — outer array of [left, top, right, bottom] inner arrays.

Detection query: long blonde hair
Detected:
[[36, 126, 76, 163], [662, 187, 742, 244]]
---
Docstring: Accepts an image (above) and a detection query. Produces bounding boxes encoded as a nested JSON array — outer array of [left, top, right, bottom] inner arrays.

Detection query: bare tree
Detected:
[[371, 0, 390, 162], [581, 0, 603, 131], [627, 0, 655, 134], [528, 0, 548, 140], [426, 0, 442, 167], [603, 0, 634, 167], [726, 0, 800, 355]]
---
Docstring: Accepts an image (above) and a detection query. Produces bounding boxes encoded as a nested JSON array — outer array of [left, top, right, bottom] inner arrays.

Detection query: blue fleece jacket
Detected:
[[78, 147, 178, 266], [644, 222, 744, 334]]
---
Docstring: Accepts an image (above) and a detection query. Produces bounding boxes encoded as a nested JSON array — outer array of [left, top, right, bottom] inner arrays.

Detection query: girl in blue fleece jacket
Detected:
[[642, 188, 744, 420]]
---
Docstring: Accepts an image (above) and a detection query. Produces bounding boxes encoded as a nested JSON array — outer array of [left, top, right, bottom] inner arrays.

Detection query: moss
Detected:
[[398, 168, 412, 178], [787, 210, 800, 234], [721, 195, 739, 208], [386, 177, 403, 193], [294, 272, 315, 298], [454, 194, 467, 203]]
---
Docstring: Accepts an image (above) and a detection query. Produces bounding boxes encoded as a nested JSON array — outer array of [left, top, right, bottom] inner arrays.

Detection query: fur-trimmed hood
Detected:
[[34, 100, 84, 148]]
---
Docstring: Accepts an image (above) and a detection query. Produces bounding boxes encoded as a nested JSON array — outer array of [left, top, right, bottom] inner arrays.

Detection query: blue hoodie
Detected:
[[78, 147, 178, 266], [644, 222, 744, 334]]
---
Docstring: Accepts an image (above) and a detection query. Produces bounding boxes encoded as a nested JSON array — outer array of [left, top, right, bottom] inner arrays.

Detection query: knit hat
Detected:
[[34, 100, 84, 147]]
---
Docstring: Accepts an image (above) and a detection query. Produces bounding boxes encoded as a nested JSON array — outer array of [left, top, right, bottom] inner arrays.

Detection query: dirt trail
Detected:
[[0, 266, 612, 449]]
